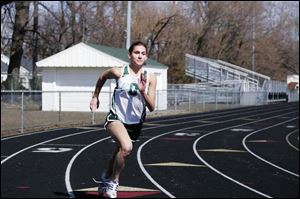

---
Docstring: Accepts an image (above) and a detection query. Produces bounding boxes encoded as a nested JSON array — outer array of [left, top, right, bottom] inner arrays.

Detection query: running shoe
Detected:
[[102, 179, 119, 198]]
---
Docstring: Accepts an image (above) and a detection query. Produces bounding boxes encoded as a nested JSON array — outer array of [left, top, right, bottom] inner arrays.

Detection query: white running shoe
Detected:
[[102, 180, 119, 198]]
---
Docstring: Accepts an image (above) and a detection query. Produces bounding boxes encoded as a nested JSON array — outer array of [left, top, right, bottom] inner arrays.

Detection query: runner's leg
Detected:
[[106, 121, 133, 181], [105, 146, 118, 179]]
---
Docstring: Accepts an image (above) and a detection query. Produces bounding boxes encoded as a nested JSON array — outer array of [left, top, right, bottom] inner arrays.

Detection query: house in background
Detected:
[[1, 53, 40, 89], [36, 42, 168, 112], [287, 74, 299, 92], [1, 58, 9, 84]]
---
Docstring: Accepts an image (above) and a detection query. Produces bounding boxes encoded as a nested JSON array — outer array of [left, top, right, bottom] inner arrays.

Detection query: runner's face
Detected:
[[128, 45, 147, 67]]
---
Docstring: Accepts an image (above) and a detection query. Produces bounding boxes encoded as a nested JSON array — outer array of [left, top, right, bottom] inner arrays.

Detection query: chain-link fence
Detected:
[[1, 74, 42, 90], [1, 89, 298, 136]]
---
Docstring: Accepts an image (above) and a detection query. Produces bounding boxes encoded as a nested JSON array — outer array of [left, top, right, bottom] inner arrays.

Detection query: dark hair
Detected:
[[128, 41, 148, 54]]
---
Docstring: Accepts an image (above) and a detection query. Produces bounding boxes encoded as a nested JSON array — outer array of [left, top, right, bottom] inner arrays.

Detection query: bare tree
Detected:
[[4, 1, 30, 90], [2, 1, 298, 85], [31, 1, 39, 90]]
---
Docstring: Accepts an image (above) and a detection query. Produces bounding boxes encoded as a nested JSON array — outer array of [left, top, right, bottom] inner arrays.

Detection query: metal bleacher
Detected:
[[184, 54, 298, 104], [185, 53, 271, 92]]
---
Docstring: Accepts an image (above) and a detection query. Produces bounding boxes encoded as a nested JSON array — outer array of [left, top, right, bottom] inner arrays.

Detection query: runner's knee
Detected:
[[120, 143, 133, 156]]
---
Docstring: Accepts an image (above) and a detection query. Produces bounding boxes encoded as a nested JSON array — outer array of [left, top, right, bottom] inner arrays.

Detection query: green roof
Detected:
[[85, 42, 167, 68]]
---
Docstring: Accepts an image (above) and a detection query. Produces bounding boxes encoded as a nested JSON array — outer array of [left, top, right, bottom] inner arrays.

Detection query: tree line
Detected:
[[1, 1, 299, 90]]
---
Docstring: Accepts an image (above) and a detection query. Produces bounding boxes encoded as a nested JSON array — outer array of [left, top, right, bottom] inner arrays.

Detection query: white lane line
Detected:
[[41, 143, 87, 147], [1, 129, 102, 165], [67, 123, 210, 198], [137, 125, 208, 198], [3, 104, 290, 166], [65, 121, 204, 198], [66, 121, 210, 197], [1, 127, 68, 141], [243, 118, 299, 177], [2, 104, 296, 196], [193, 112, 298, 198], [285, 129, 299, 151], [138, 110, 297, 198], [65, 136, 111, 198], [2, 104, 296, 153], [48, 106, 300, 198], [67, 108, 252, 198]]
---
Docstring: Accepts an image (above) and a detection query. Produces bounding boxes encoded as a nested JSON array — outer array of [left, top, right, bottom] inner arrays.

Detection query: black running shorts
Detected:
[[104, 110, 144, 141]]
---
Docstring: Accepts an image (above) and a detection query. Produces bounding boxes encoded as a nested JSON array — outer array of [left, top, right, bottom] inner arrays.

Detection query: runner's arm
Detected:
[[90, 68, 121, 111]]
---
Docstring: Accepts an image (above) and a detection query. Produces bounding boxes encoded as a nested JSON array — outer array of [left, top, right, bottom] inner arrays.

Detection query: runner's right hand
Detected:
[[90, 97, 99, 112]]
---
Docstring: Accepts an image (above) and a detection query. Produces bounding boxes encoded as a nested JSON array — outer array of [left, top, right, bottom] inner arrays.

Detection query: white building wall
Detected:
[[42, 67, 113, 112], [38, 42, 168, 113], [42, 68, 57, 111], [145, 66, 168, 110], [41, 66, 167, 112], [1, 54, 31, 89], [1, 74, 7, 83], [1, 67, 31, 89]]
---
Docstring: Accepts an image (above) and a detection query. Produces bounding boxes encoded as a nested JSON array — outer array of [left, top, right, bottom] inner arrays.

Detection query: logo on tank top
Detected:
[[128, 83, 139, 96]]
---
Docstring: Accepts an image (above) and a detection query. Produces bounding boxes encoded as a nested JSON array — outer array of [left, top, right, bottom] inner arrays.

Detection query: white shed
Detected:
[[36, 42, 168, 112]]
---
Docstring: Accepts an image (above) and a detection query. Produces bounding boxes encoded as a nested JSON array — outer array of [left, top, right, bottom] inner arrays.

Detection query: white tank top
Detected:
[[111, 65, 149, 124]]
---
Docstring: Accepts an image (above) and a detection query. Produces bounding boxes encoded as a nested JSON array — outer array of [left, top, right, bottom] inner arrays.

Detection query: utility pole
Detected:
[[252, 3, 256, 81], [126, 1, 131, 50]]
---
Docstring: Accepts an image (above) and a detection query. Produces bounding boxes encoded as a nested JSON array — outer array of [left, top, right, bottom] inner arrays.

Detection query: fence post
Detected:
[[202, 91, 205, 112], [225, 90, 228, 109], [189, 90, 191, 112], [92, 112, 95, 125], [59, 91, 61, 122], [215, 89, 218, 110], [175, 89, 177, 111], [156, 90, 159, 110], [20, 91, 24, 133]]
